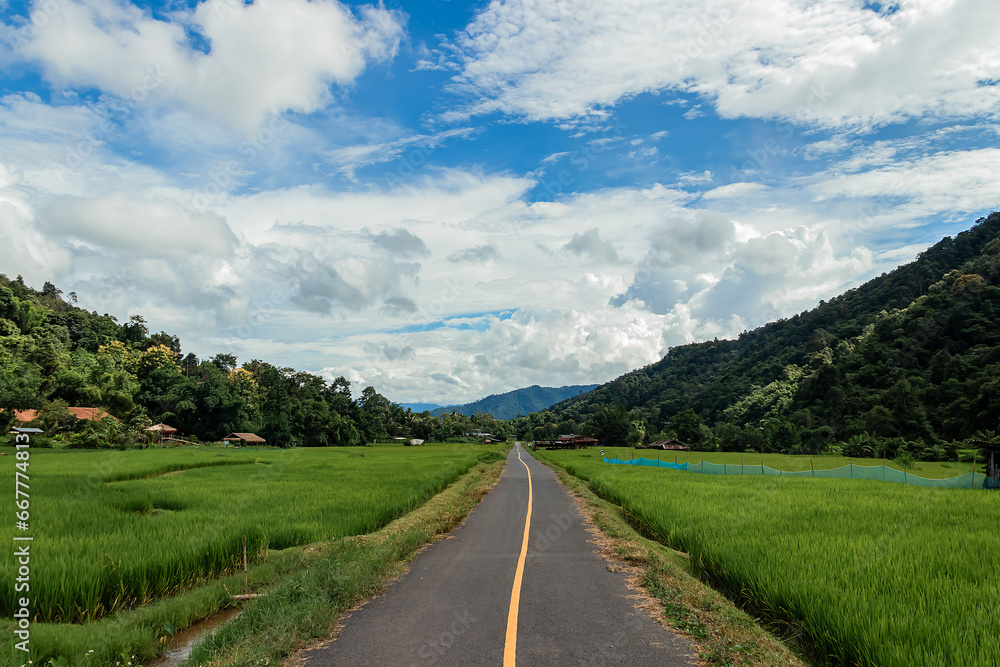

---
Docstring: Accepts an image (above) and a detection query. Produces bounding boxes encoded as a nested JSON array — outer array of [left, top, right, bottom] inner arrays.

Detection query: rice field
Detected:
[[0, 443, 500, 623], [598, 447, 981, 479], [537, 448, 1000, 667]]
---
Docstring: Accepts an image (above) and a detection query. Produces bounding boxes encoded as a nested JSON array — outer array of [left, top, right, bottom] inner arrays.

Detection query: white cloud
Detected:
[[613, 211, 873, 330], [563, 228, 622, 264], [0, 162, 72, 284], [444, 0, 1000, 128], [325, 127, 478, 181], [40, 193, 239, 258], [809, 146, 1000, 226], [17, 0, 405, 131], [332, 301, 673, 404], [701, 182, 770, 200]]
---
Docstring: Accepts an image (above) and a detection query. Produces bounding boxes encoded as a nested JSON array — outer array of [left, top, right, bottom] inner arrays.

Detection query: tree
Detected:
[[763, 418, 801, 454], [137, 344, 180, 380], [668, 408, 703, 446], [585, 404, 638, 446], [360, 386, 390, 441], [228, 368, 260, 430], [120, 315, 149, 347], [211, 353, 238, 372], [330, 376, 351, 397], [37, 400, 78, 435], [147, 331, 181, 354]]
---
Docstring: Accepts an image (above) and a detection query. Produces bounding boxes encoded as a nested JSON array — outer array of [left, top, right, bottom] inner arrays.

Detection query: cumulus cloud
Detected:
[[16, 0, 405, 131], [563, 228, 622, 264], [448, 244, 500, 263], [0, 162, 71, 284], [40, 194, 238, 258], [444, 0, 1000, 128], [365, 227, 431, 257], [380, 296, 418, 316], [612, 211, 871, 330]]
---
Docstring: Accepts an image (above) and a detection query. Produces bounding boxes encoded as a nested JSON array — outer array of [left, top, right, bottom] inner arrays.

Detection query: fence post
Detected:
[[243, 534, 248, 596], [971, 453, 977, 490], [810, 458, 814, 477], [850, 463, 853, 479]]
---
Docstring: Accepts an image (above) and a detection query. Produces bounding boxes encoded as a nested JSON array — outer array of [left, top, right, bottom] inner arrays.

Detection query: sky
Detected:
[[1, 0, 999, 406]]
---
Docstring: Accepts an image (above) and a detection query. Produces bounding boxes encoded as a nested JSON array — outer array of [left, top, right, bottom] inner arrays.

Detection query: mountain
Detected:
[[430, 384, 600, 420], [399, 402, 444, 412], [546, 212, 1000, 458]]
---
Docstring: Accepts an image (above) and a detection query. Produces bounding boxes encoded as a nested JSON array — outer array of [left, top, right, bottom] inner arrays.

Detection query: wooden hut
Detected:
[[644, 439, 690, 451], [542, 434, 599, 450], [972, 440, 1000, 489], [223, 433, 266, 446], [146, 422, 179, 444]]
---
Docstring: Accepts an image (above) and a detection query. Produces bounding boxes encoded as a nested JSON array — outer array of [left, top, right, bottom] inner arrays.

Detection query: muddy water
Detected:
[[150, 606, 243, 666]]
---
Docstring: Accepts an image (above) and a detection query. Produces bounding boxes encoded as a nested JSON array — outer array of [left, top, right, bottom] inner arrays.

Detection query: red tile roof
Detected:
[[10, 407, 119, 422]]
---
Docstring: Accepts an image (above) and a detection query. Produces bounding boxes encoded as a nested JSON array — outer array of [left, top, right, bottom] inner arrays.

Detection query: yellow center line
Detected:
[[503, 444, 533, 667]]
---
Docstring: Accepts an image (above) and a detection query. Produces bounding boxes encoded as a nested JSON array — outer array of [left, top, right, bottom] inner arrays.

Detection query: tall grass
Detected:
[[538, 448, 1000, 667], [0, 444, 498, 623]]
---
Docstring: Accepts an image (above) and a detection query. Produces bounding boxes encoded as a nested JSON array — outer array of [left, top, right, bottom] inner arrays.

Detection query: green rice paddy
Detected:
[[1, 443, 498, 624], [538, 448, 999, 667]]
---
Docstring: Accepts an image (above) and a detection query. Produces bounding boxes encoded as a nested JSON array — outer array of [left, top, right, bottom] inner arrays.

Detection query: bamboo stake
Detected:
[[971, 452, 977, 490], [243, 535, 248, 596], [810, 458, 815, 477]]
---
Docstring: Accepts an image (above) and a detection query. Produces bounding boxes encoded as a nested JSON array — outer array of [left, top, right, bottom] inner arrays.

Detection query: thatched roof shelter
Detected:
[[146, 423, 178, 434], [223, 433, 266, 446]]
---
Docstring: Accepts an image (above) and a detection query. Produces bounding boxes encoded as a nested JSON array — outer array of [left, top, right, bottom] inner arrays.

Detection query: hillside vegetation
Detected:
[[543, 212, 1000, 459]]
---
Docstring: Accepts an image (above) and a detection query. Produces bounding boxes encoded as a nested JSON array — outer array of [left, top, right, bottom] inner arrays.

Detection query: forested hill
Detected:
[[547, 211, 1000, 456], [431, 384, 599, 420], [0, 277, 509, 447]]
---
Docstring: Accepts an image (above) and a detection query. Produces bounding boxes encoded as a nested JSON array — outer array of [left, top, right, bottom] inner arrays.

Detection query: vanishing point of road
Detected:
[[301, 445, 695, 666]]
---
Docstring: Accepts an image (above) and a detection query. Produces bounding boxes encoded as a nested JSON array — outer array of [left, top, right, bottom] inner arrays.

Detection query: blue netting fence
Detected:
[[602, 456, 993, 489]]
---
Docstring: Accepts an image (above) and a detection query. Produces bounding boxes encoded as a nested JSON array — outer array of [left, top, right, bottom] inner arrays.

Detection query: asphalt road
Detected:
[[300, 445, 694, 667]]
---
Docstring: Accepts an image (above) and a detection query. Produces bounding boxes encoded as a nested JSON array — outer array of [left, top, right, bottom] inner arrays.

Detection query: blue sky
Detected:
[[1, 0, 999, 405]]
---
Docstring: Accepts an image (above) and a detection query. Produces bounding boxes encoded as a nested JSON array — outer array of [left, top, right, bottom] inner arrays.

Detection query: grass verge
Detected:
[[531, 451, 806, 667]]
